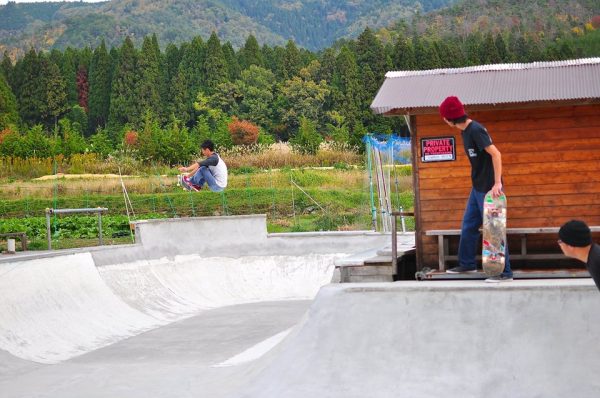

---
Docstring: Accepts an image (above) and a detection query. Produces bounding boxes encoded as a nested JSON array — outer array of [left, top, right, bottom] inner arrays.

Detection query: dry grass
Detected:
[[0, 143, 362, 181], [0, 175, 170, 199], [221, 143, 362, 169]]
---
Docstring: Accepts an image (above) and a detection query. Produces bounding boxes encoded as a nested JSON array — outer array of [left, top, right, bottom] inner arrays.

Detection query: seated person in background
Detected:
[[558, 219, 600, 292], [178, 140, 228, 192]]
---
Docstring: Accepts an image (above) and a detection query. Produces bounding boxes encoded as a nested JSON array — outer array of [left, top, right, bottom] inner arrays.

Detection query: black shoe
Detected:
[[485, 275, 514, 283], [446, 266, 478, 274]]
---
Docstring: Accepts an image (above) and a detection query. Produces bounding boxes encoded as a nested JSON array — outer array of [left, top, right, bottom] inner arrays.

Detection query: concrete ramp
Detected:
[[0, 253, 159, 364], [0, 251, 339, 364], [97, 253, 337, 320], [237, 280, 600, 398]]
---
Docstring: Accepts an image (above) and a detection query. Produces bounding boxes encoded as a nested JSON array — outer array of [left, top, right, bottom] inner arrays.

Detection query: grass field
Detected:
[[0, 143, 413, 249], [0, 150, 414, 251]]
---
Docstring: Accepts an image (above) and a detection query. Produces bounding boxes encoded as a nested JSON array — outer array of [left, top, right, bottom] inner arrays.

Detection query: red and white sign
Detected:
[[421, 137, 455, 163]]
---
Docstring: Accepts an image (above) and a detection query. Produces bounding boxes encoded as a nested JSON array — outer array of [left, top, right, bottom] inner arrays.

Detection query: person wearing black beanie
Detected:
[[439, 96, 513, 283], [558, 220, 600, 291]]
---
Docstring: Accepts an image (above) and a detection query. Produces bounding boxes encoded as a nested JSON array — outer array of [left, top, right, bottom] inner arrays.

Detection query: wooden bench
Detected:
[[0, 232, 28, 252], [425, 227, 600, 271]]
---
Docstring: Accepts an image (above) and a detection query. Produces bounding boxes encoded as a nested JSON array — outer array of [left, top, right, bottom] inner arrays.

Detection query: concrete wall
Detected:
[[92, 214, 390, 266]]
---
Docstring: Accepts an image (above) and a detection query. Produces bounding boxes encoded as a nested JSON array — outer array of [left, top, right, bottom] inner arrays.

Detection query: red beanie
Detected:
[[439, 96, 465, 120]]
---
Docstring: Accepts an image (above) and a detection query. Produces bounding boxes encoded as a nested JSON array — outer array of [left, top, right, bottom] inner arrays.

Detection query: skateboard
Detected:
[[482, 191, 507, 276]]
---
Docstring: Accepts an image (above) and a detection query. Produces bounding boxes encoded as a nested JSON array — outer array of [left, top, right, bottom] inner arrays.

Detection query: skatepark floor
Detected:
[[2, 216, 599, 397], [1, 300, 311, 398]]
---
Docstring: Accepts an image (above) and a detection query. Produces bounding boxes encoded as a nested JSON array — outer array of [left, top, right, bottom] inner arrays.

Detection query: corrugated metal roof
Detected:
[[371, 58, 600, 115]]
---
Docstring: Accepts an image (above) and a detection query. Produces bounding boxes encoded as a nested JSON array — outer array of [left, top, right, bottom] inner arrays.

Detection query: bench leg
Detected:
[[438, 235, 446, 271], [521, 234, 527, 256]]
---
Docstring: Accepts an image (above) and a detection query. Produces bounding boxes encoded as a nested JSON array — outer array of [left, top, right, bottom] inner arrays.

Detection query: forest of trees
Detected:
[[1, 21, 599, 165]]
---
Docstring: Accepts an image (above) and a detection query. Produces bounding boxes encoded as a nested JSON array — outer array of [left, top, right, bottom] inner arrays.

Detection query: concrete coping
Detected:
[[332, 279, 597, 292], [132, 214, 266, 225]]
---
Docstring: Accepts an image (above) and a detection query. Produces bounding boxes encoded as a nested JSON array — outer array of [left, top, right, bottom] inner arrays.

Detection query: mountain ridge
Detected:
[[0, 0, 457, 57]]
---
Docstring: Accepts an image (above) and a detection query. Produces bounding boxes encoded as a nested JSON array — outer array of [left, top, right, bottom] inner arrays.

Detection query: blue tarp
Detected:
[[363, 134, 411, 164]]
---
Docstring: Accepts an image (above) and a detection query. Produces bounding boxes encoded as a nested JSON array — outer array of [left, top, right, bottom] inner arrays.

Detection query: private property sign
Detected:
[[420, 137, 455, 162]]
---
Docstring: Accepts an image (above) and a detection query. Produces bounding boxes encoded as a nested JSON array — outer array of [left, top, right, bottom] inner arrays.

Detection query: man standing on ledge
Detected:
[[439, 96, 513, 283], [558, 220, 600, 291], [179, 139, 228, 192]]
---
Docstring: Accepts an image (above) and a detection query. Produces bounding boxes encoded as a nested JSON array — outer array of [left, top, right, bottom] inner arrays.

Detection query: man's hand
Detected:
[[491, 182, 503, 198], [178, 166, 187, 173]]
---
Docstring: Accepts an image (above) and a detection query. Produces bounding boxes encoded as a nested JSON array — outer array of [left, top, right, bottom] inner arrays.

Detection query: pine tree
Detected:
[[392, 34, 416, 70], [481, 33, 502, 64], [527, 36, 545, 62], [163, 42, 182, 118], [317, 48, 337, 84], [0, 73, 19, 129], [422, 40, 442, 69], [332, 46, 361, 129], [108, 36, 139, 135], [17, 48, 46, 125], [203, 32, 228, 95], [355, 28, 389, 79], [60, 48, 79, 106], [44, 59, 69, 127], [172, 36, 205, 125], [137, 35, 164, 121], [440, 39, 465, 68], [261, 44, 274, 72], [271, 46, 287, 80], [1, 51, 12, 86], [283, 40, 301, 79], [413, 36, 427, 69], [222, 42, 240, 81], [464, 32, 483, 66], [494, 34, 509, 62], [238, 35, 264, 70], [88, 40, 112, 133], [513, 34, 530, 62]]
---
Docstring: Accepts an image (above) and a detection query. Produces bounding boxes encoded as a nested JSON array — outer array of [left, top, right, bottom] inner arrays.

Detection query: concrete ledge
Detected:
[[239, 278, 600, 398]]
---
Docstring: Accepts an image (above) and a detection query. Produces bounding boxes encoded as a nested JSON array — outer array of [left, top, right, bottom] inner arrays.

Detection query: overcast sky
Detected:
[[0, 1, 105, 5]]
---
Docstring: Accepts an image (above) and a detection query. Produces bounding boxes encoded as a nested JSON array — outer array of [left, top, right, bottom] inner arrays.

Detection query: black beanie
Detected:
[[559, 220, 592, 247]]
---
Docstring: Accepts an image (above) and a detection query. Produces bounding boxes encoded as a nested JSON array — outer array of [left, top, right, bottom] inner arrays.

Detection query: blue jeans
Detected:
[[189, 166, 224, 192], [459, 188, 512, 277]]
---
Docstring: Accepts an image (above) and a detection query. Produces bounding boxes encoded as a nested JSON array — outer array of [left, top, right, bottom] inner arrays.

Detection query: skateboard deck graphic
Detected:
[[482, 191, 507, 276]]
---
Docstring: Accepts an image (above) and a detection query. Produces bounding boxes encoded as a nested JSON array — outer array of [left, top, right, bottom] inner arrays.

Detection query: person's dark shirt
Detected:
[[586, 243, 600, 291], [197, 153, 219, 167], [462, 120, 495, 192]]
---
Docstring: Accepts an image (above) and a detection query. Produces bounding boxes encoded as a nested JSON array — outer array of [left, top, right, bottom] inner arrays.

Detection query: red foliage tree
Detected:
[[228, 117, 260, 145], [0, 128, 12, 145], [76, 66, 89, 112], [124, 130, 138, 147], [592, 15, 600, 29]]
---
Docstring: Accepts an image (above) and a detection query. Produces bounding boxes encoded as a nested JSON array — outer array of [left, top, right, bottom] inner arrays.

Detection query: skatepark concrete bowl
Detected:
[[1, 215, 600, 398]]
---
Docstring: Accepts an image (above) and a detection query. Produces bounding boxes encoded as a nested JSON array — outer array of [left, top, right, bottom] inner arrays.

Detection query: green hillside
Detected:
[[0, 0, 457, 57], [407, 0, 600, 39]]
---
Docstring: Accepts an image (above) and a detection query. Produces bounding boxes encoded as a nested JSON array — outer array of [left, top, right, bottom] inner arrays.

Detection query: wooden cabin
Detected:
[[371, 58, 600, 271]]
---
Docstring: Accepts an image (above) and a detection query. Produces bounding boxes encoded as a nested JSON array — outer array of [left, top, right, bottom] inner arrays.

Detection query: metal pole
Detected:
[[400, 206, 406, 233], [98, 210, 103, 246], [366, 140, 377, 231], [392, 214, 398, 278], [45, 209, 52, 250]]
